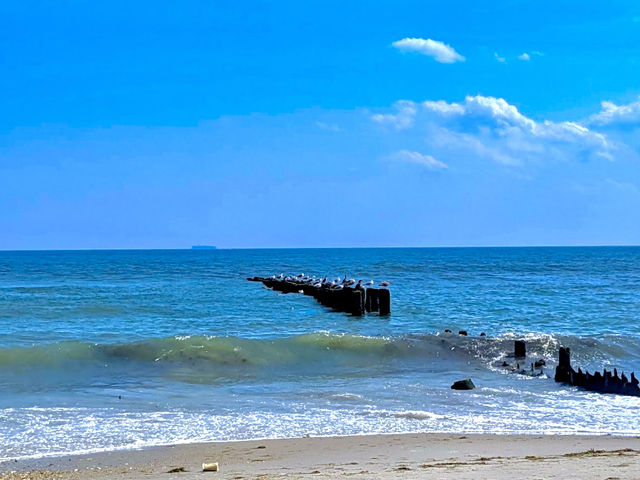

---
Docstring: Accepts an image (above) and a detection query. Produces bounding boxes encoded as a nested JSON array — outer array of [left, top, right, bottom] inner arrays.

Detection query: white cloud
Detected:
[[372, 95, 614, 166], [371, 100, 417, 129], [422, 100, 464, 115], [518, 53, 530, 61], [587, 97, 640, 126], [392, 37, 465, 63], [390, 150, 447, 170], [494, 52, 506, 63]]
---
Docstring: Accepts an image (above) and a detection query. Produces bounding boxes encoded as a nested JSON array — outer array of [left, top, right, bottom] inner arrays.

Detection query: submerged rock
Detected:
[[451, 378, 476, 390], [534, 359, 546, 368]]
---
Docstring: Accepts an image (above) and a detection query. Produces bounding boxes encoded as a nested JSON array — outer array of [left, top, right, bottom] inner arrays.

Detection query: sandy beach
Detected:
[[2, 433, 640, 479]]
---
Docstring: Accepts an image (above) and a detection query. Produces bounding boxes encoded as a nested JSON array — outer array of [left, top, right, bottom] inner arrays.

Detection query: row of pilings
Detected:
[[507, 341, 640, 397], [247, 276, 390, 316], [554, 346, 640, 397]]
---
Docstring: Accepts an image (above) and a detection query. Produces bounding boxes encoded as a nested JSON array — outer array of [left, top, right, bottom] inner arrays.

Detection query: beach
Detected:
[[3, 433, 640, 479]]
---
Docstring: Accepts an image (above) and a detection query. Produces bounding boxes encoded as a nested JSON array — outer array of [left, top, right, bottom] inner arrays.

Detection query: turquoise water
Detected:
[[1, 247, 640, 460]]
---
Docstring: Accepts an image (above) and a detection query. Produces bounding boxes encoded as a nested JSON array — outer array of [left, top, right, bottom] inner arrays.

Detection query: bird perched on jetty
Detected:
[[365, 280, 374, 286], [379, 281, 390, 287]]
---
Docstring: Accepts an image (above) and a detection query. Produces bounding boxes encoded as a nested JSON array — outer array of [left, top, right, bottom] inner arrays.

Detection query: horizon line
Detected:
[[1, 244, 640, 253]]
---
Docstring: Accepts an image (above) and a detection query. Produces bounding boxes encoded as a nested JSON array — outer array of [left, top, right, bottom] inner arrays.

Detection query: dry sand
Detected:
[[2, 433, 640, 479]]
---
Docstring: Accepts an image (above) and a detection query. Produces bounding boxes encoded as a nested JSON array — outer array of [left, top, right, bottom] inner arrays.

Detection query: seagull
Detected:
[[366, 280, 374, 286], [341, 275, 355, 285], [379, 281, 390, 287]]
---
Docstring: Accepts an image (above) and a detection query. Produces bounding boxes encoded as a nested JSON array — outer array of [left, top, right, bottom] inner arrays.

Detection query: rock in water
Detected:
[[451, 378, 476, 390]]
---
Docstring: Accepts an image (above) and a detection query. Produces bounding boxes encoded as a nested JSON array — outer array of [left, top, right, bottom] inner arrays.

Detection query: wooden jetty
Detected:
[[555, 346, 640, 397], [247, 275, 390, 316]]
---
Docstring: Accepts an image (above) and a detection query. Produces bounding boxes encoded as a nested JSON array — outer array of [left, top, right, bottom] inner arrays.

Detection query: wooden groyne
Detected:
[[555, 347, 640, 397], [247, 275, 390, 316]]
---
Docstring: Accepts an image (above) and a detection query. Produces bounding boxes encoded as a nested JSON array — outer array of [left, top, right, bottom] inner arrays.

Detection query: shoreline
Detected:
[[3, 433, 640, 479]]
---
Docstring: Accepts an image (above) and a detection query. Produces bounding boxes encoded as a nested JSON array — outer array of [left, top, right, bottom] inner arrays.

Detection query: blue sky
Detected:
[[2, 1, 640, 249]]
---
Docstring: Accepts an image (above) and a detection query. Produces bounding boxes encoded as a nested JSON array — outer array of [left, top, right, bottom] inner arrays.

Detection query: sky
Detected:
[[1, 0, 640, 249]]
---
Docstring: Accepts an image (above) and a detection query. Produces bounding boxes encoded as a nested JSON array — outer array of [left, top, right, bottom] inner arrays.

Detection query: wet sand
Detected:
[[2, 433, 640, 479]]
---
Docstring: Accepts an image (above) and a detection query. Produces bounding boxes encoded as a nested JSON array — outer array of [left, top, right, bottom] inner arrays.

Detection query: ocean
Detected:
[[1, 247, 640, 460]]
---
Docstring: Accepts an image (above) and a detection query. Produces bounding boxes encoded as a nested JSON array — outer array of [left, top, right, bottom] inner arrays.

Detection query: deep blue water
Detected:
[[1, 247, 640, 460]]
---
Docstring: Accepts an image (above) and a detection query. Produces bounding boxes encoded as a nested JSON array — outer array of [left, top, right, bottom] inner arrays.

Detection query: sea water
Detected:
[[1, 247, 640, 460]]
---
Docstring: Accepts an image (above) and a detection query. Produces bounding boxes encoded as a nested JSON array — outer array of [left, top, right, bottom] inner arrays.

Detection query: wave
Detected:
[[1, 331, 639, 372]]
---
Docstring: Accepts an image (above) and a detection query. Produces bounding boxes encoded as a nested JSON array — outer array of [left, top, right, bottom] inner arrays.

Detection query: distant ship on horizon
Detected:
[[191, 245, 217, 250]]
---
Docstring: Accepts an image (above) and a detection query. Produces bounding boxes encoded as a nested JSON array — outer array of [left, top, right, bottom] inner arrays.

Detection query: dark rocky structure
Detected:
[[248, 275, 390, 316], [555, 347, 640, 397], [451, 378, 475, 390]]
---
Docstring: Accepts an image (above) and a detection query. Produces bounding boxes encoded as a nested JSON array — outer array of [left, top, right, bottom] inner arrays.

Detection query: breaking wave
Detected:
[[2, 331, 640, 374]]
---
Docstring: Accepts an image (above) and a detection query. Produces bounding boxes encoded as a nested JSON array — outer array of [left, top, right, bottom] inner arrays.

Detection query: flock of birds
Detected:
[[268, 273, 390, 291]]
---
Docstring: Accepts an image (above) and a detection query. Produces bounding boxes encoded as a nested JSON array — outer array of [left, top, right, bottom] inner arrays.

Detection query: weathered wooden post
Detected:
[[558, 346, 570, 369], [365, 288, 379, 313], [349, 289, 364, 316], [514, 340, 526, 358], [378, 288, 390, 316], [554, 347, 572, 383]]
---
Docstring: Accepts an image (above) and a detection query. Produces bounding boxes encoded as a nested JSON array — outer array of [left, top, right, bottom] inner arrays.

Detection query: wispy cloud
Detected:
[[315, 121, 341, 132], [587, 97, 640, 126], [390, 150, 447, 170], [392, 37, 465, 63], [494, 52, 506, 63], [518, 51, 542, 61]]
